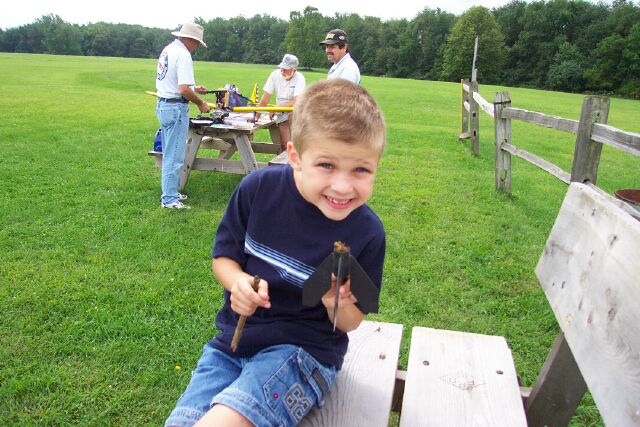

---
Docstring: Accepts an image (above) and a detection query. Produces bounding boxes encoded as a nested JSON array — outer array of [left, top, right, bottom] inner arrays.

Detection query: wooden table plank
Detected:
[[536, 183, 640, 427], [268, 151, 288, 166], [400, 327, 526, 427], [301, 321, 403, 427]]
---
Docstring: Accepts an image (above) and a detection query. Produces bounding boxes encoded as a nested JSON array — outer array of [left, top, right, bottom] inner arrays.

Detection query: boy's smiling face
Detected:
[[288, 138, 380, 221]]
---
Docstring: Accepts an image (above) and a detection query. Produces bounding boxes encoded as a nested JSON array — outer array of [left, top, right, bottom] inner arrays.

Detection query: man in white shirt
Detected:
[[256, 54, 306, 151], [155, 22, 210, 209], [319, 29, 360, 85]]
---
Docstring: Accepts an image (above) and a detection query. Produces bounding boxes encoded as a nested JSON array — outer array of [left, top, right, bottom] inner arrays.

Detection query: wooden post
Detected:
[[469, 80, 479, 156], [460, 79, 470, 137], [570, 96, 610, 184], [493, 92, 512, 194], [524, 333, 587, 427], [471, 35, 479, 82]]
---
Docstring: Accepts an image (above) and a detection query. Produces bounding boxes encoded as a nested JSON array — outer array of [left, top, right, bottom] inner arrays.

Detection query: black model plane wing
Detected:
[[302, 242, 379, 314]]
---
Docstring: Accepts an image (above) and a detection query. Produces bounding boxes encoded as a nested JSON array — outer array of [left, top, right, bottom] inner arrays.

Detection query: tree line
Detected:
[[1, 0, 639, 97]]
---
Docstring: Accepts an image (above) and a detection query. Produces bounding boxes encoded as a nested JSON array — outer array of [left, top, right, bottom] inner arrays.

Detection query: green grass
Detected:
[[1, 53, 639, 426]]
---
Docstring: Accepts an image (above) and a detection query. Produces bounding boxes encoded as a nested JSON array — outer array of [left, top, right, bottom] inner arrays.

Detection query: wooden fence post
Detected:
[[493, 92, 512, 194], [460, 79, 470, 137], [570, 96, 610, 184], [469, 81, 479, 156]]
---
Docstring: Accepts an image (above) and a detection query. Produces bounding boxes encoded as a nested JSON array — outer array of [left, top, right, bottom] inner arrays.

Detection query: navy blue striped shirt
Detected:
[[210, 165, 385, 369]]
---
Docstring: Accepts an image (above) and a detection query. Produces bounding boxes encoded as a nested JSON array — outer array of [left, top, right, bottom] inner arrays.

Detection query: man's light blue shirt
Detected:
[[327, 53, 360, 84]]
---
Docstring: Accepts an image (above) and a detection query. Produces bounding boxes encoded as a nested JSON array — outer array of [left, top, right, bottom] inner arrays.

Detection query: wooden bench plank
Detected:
[[536, 183, 640, 427], [148, 150, 162, 167], [301, 320, 403, 427], [268, 151, 288, 166], [400, 327, 526, 427]]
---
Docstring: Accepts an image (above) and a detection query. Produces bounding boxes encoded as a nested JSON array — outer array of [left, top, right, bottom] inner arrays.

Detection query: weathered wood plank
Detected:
[[148, 151, 162, 167], [250, 141, 281, 154], [268, 122, 281, 147], [232, 133, 259, 174], [461, 79, 470, 135], [179, 131, 204, 191], [536, 182, 640, 427], [399, 327, 526, 427], [469, 81, 480, 156], [200, 137, 229, 150], [502, 107, 579, 134], [268, 151, 288, 166], [218, 145, 237, 160], [494, 92, 512, 193], [391, 370, 407, 413], [591, 123, 640, 157], [473, 91, 495, 117], [524, 333, 587, 427], [301, 321, 403, 427], [570, 96, 609, 184], [191, 158, 248, 174], [501, 143, 571, 184]]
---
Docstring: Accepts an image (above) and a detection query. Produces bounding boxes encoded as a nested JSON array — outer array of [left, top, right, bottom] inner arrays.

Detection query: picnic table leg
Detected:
[[232, 133, 259, 174], [218, 139, 237, 160], [268, 123, 281, 148], [179, 129, 204, 191]]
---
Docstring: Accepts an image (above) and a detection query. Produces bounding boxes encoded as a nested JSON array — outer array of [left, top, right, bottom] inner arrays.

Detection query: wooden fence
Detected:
[[459, 78, 640, 220]]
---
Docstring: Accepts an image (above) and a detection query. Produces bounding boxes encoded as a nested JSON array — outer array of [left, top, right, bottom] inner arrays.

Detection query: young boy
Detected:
[[164, 79, 387, 427]]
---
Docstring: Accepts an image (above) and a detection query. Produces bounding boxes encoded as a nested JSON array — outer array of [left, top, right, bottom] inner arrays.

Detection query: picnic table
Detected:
[[148, 112, 282, 191], [302, 182, 640, 426]]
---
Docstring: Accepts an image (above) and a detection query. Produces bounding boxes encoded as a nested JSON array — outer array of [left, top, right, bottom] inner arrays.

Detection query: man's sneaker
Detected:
[[161, 201, 190, 209], [178, 193, 188, 200]]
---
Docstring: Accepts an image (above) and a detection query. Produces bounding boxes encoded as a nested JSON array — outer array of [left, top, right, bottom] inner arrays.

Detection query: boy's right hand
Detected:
[[230, 276, 271, 316]]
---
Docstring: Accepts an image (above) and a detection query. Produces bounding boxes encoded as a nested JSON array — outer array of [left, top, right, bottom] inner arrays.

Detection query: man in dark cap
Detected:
[[319, 29, 360, 84]]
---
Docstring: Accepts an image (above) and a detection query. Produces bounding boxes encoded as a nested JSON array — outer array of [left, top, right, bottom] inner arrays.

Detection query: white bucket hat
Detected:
[[172, 22, 207, 47]]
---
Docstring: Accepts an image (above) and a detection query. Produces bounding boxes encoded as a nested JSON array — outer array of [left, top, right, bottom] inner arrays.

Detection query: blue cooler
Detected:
[[153, 128, 163, 152]]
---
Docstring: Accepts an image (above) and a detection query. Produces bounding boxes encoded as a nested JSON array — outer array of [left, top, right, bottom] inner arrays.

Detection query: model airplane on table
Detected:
[[145, 87, 292, 113], [302, 242, 380, 331]]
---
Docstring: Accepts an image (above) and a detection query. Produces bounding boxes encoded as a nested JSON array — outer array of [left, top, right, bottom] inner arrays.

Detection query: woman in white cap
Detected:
[[155, 22, 211, 209], [255, 54, 306, 152]]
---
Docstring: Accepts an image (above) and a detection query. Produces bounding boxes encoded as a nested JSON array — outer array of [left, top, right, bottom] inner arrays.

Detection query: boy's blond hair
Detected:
[[290, 79, 386, 156]]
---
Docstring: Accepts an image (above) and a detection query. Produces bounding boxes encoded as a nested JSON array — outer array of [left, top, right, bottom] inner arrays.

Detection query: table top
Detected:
[[191, 112, 275, 135]]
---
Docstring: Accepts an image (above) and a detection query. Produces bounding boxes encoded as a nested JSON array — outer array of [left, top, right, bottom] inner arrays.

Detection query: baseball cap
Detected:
[[319, 29, 349, 45], [278, 54, 299, 69]]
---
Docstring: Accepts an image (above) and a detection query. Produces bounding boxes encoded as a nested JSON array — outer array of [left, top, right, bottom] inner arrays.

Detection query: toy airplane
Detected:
[[302, 242, 379, 331], [146, 90, 218, 109], [232, 106, 293, 112], [144, 90, 291, 112]]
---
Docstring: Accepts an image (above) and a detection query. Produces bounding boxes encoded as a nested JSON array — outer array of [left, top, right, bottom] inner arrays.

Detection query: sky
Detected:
[[2, 0, 521, 30]]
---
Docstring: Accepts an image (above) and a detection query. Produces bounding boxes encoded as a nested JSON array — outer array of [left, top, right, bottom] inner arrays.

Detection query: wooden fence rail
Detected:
[[459, 78, 640, 220]]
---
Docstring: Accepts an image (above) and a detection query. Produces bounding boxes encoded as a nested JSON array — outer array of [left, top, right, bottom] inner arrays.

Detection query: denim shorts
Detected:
[[165, 343, 337, 427]]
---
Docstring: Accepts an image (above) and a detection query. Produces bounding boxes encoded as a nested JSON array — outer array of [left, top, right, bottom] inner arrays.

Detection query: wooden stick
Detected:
[[230, 275, 260, 352]]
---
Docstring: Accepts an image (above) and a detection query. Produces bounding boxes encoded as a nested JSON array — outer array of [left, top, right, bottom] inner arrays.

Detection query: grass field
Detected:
[[1, 52, 639, 426]]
